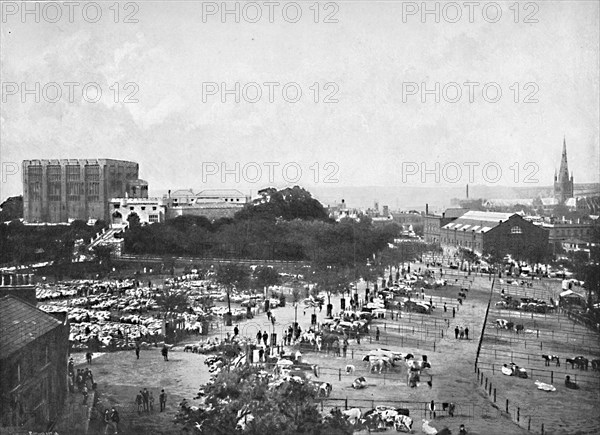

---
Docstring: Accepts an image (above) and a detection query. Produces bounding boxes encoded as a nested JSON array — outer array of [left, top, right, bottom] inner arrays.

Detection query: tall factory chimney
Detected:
[[466, 184, 469, 199]]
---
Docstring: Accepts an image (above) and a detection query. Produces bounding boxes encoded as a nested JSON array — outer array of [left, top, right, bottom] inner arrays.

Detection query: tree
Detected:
[[253, 266, 281, 291], [155, 288, 189, 313], [216, 263, 251, 324], [175, 364, 353, 435]]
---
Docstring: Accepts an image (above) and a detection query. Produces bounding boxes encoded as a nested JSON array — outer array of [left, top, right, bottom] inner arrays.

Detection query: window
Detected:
[[141, 206, 146, 211], [152, 207, 157, 211], [511, 226, 522, 234], [114, 204, 120, 209], [149, 215, 159, 223], [47, 165, 62, 201]]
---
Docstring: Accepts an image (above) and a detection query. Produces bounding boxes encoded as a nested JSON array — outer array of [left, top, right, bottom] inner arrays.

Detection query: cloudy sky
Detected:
[[1, 1, 598, 202]]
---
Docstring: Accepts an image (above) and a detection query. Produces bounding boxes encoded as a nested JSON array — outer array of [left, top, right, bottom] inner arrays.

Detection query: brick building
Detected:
[[423, 208, 466, 245], [22, 159, 140, 223], [440, 211, 549, 259], [0, 296, 69, 431]]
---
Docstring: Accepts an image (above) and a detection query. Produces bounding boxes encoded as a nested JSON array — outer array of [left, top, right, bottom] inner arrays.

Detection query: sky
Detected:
[[1, 1, 599, 204]]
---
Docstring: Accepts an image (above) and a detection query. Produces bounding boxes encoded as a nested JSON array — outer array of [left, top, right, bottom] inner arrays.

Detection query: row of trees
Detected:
[[0, 219, 108, 266], [123, 187, 400, 265]]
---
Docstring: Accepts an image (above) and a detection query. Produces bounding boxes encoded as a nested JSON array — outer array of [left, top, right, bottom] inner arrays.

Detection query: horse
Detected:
[[566, 356, 588, 370]]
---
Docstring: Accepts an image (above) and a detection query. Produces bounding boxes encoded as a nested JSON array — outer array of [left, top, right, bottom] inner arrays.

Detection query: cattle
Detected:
[[361, 409, 382, 430], [592, 359, 600, 371], [542, 354, 560, 367], [315, 382, 332, 397], [345, 364, 355, 374], [422, 419, 438, 435], [352, 376, 367, 389], [341, 408, 361, 425], [514, 324, 524, 334], [370, 358, 390, 374], [394, 414, 413, 432], [496, 319, 508, 329]]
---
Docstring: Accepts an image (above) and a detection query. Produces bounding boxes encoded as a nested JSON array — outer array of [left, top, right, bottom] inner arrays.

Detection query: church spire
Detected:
[[559, 137, 569, 182], [554, 136, 574, 203]]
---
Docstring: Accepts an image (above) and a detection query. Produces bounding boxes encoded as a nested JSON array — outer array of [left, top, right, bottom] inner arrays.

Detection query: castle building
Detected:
[[554, 138, 574, 204], [22, 159, 141, 223]]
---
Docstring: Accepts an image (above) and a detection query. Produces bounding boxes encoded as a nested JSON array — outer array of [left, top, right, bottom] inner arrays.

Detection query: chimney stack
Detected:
[[426, 203, 429, 215]]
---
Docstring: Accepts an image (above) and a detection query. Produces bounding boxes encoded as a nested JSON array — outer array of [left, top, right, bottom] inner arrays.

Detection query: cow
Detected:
[[514, 324, 524, 334], [361, 409, 382, 430], [316, 382, 333, 397], [345, 364, 355, 374], [370, 358, 390, 374], [394, 415, 413, 432], [341, 408, 361, 425], [352, 376, 367, 389], [542, 354, 560, 367], [422, 419, 438, 435], [496, 319, 508, 329]]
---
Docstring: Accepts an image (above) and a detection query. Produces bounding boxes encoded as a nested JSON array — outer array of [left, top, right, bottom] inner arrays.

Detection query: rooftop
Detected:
[[442, 211, 517, 233], [0, 295, 64, 359]]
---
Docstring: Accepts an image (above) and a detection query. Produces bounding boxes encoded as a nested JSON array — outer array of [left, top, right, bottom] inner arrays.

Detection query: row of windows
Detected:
[[113, 204, 158, 211]]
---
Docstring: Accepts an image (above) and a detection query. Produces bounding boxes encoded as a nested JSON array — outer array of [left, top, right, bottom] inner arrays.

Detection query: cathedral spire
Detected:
[[554, 136, 574, 203]]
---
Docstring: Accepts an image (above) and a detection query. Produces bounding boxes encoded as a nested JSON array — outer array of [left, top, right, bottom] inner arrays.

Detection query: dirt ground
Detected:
[[67, 262, 598, 435]]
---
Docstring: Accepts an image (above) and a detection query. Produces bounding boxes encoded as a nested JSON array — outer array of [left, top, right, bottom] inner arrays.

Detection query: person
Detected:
[[135, 342, 141, 359], [142, 388, 149, 412], [149, 392, 155, 412], [159, 389, 167, 412], [271, 315, 276, 326], [258, 348, 264, 362], [262, 331, 268, 346], [68, 357, 74, 376], [455, 326, 459, 339], [428, 400, 436, 419], [256, 331, 262, 344], [375, 327, 380, 341], [162, 345, 169, 361], [86, 351, 93, 365], [465, 327, 469, 340], [459, 327, 464, 339], [342, 338, 348, 358], [459, 423, 467, 434], [234, 325, 239, 337], [136, 392, 143, 413], [103, 409, 113, 435], [110, 408, 120, 433], [444, 303, 447, 313], [452, 307, 456, 318], [82, 385, 88, 405]]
